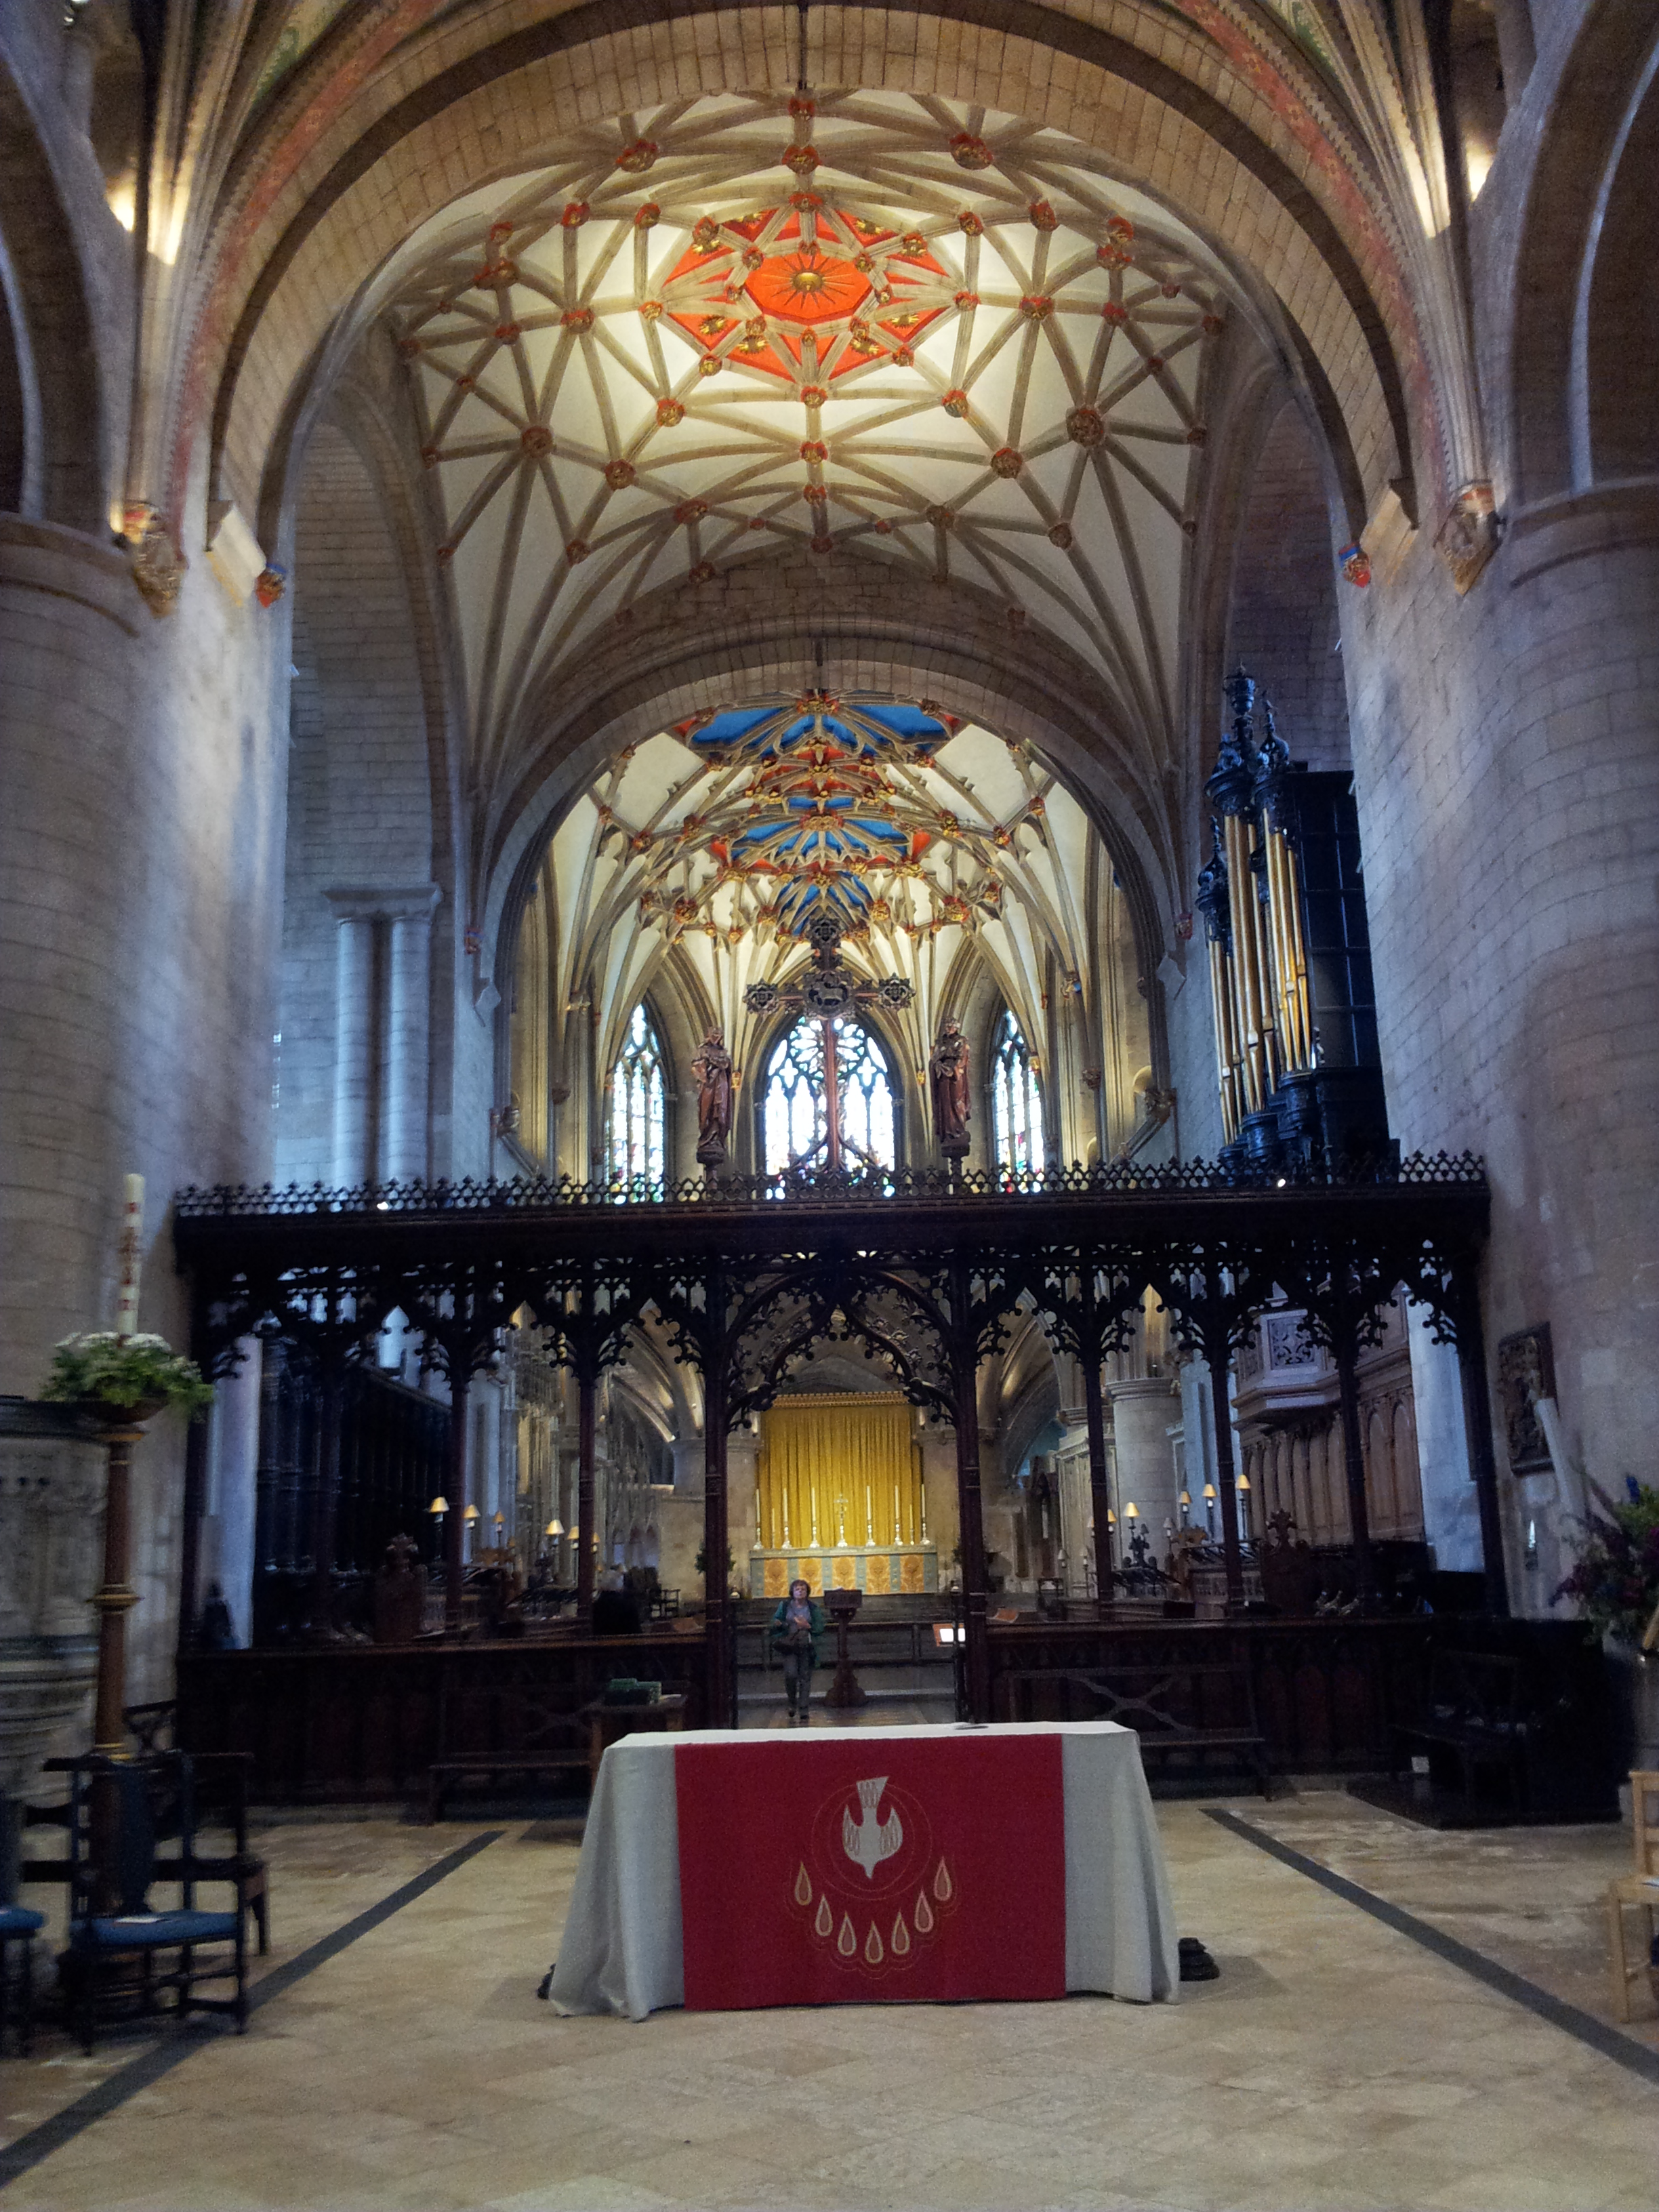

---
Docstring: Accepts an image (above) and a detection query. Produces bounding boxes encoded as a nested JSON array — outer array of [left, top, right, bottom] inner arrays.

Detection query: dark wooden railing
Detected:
[[176, 1633, 708, 1803], [989, 1617, 1435, 1775]]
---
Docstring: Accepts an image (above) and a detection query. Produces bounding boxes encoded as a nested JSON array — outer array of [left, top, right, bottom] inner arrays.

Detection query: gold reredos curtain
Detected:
[[758, 1395, 922, 1549]]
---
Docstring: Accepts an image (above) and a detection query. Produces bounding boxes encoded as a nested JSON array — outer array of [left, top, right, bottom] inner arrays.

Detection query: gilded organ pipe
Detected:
[[1255, 701, 1313, 1077], [1195, 819, 1242, 1141]]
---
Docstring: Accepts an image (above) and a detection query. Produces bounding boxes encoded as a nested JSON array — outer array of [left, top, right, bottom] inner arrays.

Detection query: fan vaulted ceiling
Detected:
[[538, 695, 1131, 1091], [388, 91, 1241, 787]]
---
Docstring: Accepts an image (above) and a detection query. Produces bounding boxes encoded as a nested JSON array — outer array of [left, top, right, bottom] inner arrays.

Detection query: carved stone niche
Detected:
[[0, 1401, 104, 1790]]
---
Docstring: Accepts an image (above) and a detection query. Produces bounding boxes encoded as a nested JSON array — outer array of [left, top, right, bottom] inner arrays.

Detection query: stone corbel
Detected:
[[124, 503, 187, 618], [1434, 482, 1500, 595]]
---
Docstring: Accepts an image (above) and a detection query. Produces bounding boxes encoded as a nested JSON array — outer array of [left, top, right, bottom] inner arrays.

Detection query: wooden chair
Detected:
[[184, 1753, 270, 1957], [1607, 1769, 1659, 2022], [57, 1752, 248, 2053], [0, 1904, 45, 2054]]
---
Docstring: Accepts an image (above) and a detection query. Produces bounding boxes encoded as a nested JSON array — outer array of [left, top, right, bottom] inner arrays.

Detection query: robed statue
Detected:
[[930, 1015, 972, 1159], [691, 1026, 734, 1165]]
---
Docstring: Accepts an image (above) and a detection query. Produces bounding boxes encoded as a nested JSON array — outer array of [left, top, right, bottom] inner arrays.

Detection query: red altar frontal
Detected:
[[677, 1734, 1064, 2006], [548, 1722, 1179, 2020]]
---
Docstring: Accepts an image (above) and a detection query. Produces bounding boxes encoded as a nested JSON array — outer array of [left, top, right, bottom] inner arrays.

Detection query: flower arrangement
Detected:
[[41, 1331, 214, 1418], [1555, 1481, 1659, 1644]]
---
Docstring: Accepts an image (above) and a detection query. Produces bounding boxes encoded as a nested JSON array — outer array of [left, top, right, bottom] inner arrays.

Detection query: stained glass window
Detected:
[[762, 1015, 896, 1175], [608, 1004, 666, 1189], [990, 1009, 1042, 1174]]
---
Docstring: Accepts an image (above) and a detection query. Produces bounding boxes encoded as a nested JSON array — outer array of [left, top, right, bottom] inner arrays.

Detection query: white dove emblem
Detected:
[[842, 1776, 904, 1881]]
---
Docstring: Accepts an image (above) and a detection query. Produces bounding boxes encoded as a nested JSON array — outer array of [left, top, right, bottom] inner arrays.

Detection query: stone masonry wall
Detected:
[[1225, 400, 1353, 772], [278, 422, 436, 1185], [0, 510, 289, 1696], [1343, 511, 1659, 1602]]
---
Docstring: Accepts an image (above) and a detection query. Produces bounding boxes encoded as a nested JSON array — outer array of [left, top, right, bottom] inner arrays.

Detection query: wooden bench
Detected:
[[426, 1753, 591, 1823], [997, 1660, 1272, 1796], [1393, 1650, 1530, 1820]]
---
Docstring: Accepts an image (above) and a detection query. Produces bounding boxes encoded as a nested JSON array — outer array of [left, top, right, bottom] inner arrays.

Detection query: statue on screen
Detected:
[[930, 1016, 972, 1160], [691, 1025, 734, 1165]]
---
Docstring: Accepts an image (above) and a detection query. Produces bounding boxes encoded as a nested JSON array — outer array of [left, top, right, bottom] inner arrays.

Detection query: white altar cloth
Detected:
[[549, 1721, 1179, 2020]]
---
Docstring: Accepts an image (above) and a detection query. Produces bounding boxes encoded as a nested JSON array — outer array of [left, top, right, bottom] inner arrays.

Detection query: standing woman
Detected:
[[770, 1578, 825, 1723]]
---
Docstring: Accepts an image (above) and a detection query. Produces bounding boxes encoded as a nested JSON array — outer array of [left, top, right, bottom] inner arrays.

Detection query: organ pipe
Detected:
[[1195, 819, 1242, 1142], [1200, 672, 1321, 1145]]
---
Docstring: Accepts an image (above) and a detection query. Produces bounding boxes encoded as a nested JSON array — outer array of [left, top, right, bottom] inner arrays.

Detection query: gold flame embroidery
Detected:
[[794, 1864, 813, 1906], [865, 1923, 884, 1965], [891, 1911, 911, 1956], [914, 1889, 935, 1935], [934, 1859, 954, 1903], [837, 1912, 858, 1959], [815, 1895, 834, 1938]]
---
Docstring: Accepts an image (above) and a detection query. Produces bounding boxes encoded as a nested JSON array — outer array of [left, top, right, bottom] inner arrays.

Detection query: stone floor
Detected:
[[1, 1747, 1655, 2211]]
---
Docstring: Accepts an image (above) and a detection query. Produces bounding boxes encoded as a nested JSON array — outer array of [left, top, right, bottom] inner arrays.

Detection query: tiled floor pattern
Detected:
[[1, 1782, 1655, 2210]]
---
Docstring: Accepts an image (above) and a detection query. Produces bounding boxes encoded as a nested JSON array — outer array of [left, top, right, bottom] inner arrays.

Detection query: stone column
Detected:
[[326, 898, 376, 1187], [1106, 1378, 1181, 1539], [386, 888, 440, 1184]]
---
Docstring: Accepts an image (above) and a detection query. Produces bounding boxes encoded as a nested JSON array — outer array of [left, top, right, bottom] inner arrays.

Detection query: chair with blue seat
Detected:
[[60, 1752, 247, 2053], [0, 1901, 45, 2053]]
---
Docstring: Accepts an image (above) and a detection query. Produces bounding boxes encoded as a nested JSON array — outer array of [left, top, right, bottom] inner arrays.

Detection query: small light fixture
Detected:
[[546, 1517, 565, 1538], [464, 1503, 481, 1522], [1236, 1473, 1251, 1493], [1106, 1509, 1117, 1526], [1202, 1483, 1216, 1502], [1124, 1500, 1140, 1519], [1179, 1490, 1191, 1508], [428, 1495, 449, 1516]]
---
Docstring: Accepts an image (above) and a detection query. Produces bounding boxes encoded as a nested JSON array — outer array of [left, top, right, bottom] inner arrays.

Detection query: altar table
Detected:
[[548, 1722, 1179, 2019]]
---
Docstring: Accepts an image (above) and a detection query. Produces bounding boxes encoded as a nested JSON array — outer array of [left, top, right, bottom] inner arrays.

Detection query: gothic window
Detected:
[[608, 1004, 666, 1189], [989, 1009, 1042, 1174], [762, 1015, 896, 1175]]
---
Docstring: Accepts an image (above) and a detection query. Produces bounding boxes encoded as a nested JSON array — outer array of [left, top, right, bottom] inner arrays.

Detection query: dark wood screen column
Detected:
[[949, 1260, 991, 1721]]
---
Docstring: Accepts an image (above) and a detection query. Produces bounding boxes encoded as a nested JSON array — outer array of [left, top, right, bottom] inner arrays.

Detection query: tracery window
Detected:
[[989, 1009, 1042, 1175], [608, 1004, 666, 1189], [762, 1015, 895, 1176]]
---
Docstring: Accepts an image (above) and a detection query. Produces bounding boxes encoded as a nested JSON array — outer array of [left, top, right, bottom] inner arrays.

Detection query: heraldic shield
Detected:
[[675, 1736, 1067, 2008]]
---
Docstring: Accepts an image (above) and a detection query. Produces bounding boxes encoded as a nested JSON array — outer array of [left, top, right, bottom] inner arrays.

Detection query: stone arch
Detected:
[[206, 1, 1429, 537], [0, 57, 106, 529], [1581, 54, 1659, 483], [1504, 0, 1659, 504]]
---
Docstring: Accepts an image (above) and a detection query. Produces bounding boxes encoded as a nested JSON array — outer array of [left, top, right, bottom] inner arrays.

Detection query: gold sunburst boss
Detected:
[[744, 248, 872, 326]]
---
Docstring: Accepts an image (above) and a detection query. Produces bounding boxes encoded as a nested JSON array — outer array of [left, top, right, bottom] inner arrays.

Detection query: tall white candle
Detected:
[[115, 1174, 144, 1338]]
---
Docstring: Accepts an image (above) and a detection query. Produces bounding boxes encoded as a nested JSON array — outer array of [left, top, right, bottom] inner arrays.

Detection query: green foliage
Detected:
[[1556, 1483, 1659, 1643], [692, 1544, 736, 1579], [42, 1332, 215, 1418]]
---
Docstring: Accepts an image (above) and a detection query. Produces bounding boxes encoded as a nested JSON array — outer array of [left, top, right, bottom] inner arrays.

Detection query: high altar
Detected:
[[750, 1394, 938, 1598]]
